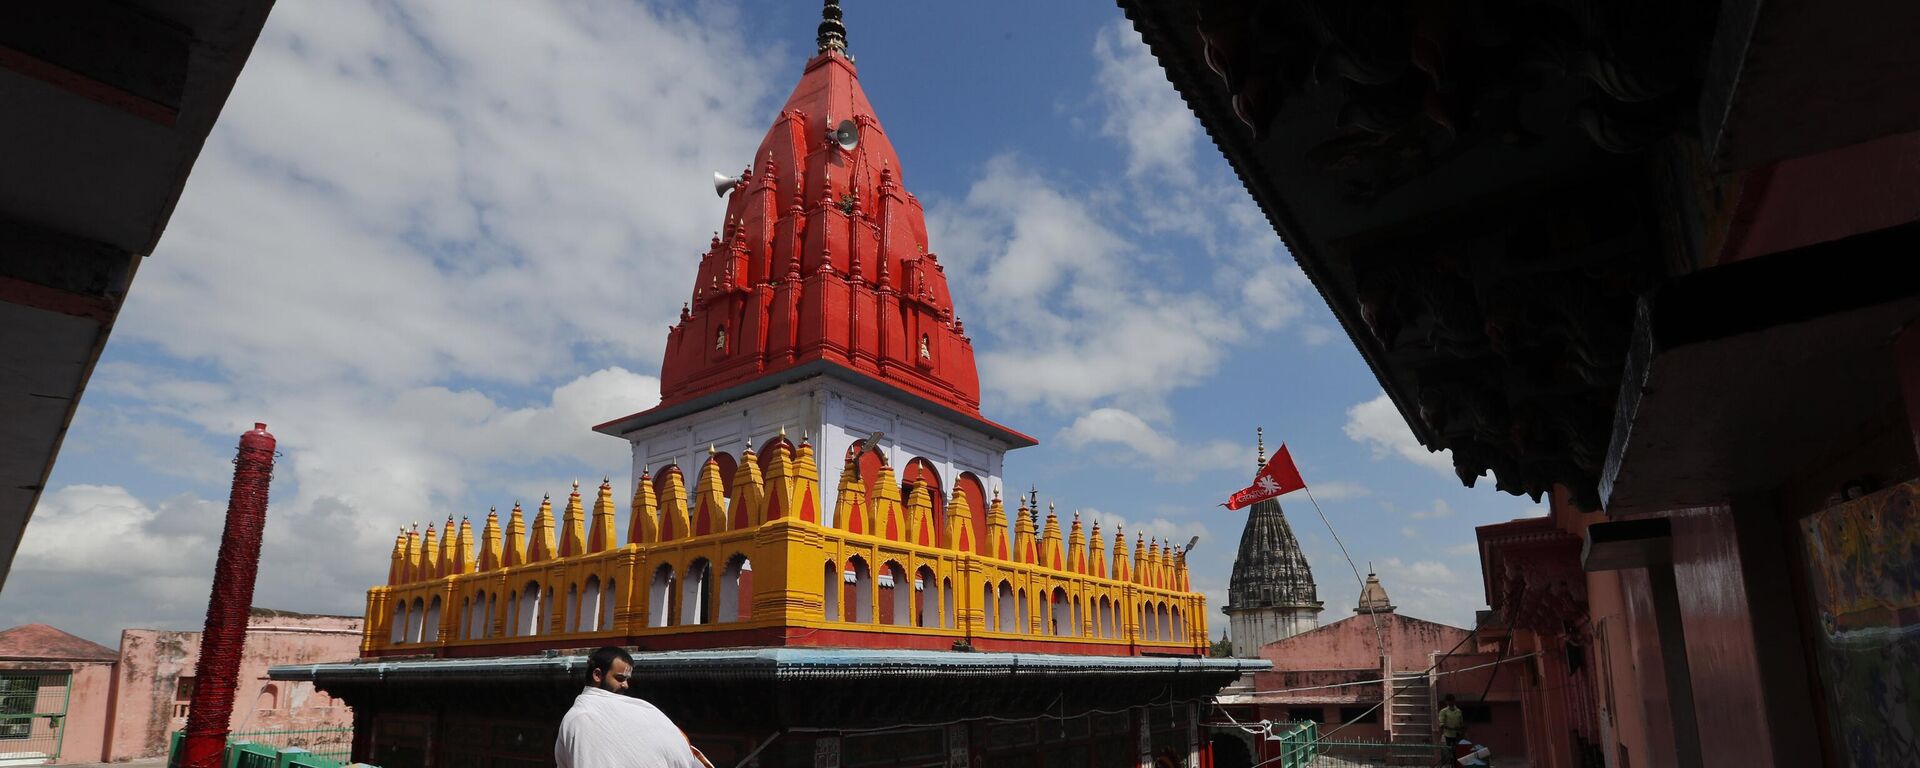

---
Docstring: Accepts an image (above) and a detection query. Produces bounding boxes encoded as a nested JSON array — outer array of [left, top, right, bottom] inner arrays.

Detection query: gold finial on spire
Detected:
[[1256, 426, 1266, 470]]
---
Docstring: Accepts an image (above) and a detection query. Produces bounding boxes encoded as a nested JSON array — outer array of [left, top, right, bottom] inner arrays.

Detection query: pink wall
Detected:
[[1258, 613, 1470, 674], [84, 612, 362, 762]]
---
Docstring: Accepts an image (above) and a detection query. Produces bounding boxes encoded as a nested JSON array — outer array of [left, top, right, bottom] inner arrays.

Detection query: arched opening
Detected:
[[845, 556, 873, 623], [982, 583, 997, 631], [719, 554, 753, 622], [1072, 595, 1083, 638], [1158, 602, 1171, 642], [915, 566, 938, 627], [260, 683, 279, 711], [1016, 589, 1029, 635], [485, 592, 497, 638], [955, 473, 989, 556], [681, 558, 712, 625], [648, 565, 674, 627], [506, 590, 519, 637], [942, 577, 956, 629], [390, 602, 407, 644], [1050, 588, 1071, 636], [1172, 605, 1185, 643], [1100, 597, 1114, 639], [823, 561, 840, 621], [422, 596, 441, 643], [407, 598, 425, 643], [565, 583, 581, 632], [457, 597, 470, 640], [996, 582, 1015, 633], [881, 561, 909, 626], [901, 458, 945, 546], [518, 582, 541, 635], [600, 579, 616, 631], [581, 577, 602, 632], [1140, 604, 1154, 641]]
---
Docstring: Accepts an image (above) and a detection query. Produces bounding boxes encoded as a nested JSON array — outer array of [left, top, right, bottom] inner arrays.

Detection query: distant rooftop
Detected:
[[0, 623, 117, 662]]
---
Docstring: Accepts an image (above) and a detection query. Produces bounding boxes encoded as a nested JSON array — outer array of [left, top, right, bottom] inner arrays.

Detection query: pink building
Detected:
[[1213, 574, 1527, 766], [0, 608, 360, 765]]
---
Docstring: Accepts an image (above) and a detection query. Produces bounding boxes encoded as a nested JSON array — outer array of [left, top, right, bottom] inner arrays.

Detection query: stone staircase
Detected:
[[1386, 672, 1437, 765]]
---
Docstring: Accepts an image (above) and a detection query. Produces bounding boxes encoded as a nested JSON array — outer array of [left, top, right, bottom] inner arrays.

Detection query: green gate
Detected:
[[0, 671, 71, 763]]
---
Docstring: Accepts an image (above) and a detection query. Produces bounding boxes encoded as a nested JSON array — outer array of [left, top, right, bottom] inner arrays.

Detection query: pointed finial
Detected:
[[1256, 426, 1266, 470], [992, 486, 1001, 501], [779, 425, 788, 437], [572, 479, 580, 492], [817, 0, 848, 54], [708, 443, 717, 455]]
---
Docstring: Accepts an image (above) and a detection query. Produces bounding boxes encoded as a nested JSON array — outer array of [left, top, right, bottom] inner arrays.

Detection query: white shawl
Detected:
[[555, 686, 708, 768]]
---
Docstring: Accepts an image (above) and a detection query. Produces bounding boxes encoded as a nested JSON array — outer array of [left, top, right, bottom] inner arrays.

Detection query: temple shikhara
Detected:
[[278, 5, 1259, 766]]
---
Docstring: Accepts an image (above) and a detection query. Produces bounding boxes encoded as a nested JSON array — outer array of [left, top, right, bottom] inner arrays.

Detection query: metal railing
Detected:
[[167, 728, 356, 768]]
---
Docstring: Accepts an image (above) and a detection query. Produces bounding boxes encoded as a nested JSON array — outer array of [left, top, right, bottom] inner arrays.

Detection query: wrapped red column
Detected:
[[180, 423, 276, 768]]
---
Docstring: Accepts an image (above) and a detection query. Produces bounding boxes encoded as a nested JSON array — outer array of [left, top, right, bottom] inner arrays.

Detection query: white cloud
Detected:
[[1400, 526, 1422, 539], [0, 0, 772, 643], [1343, 393, 1455, 474], [1308, 481, 1371, 501], [1056, 408, 1246, 481], [1091, 21, 1199, 185], [1411, 499, 1454, 520]]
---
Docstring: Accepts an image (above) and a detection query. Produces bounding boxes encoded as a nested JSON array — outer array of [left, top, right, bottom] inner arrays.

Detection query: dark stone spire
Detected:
[[1225, 496, 1320, 610], [817, 0, 848, 54]]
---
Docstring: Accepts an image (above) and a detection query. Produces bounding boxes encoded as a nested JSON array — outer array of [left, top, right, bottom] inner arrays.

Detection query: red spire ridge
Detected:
[[652, 3, 986, 419]]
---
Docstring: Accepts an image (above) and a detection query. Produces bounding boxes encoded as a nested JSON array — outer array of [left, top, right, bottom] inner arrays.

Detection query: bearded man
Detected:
[[554, 646, 710, 768]]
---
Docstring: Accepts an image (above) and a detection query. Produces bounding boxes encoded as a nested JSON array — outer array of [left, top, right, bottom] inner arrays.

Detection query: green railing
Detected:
[[167, 728, 357, 768], [1265, 720, 1320, 768]]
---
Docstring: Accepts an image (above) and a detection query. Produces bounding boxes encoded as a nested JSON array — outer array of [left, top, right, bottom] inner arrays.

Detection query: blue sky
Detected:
[[0, 1, 1540, 645]]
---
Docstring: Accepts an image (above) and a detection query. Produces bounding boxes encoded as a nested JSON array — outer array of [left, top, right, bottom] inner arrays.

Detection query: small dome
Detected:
[[1356, 571, 1395, 614]]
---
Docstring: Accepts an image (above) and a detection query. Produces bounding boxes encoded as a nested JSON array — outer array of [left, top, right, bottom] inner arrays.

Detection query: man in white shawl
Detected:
[[556, 647, 711, 768]]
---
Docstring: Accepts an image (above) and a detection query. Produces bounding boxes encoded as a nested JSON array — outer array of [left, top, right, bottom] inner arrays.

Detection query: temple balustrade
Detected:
[[362, 448, 1206, 656]]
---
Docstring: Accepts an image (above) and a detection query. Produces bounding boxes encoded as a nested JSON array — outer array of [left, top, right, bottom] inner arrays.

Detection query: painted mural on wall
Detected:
[[1800, 479, 1920, 766]]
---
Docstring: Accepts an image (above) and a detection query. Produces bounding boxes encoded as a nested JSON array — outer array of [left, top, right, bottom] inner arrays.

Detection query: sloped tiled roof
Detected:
[[0, 623, 117, 662]]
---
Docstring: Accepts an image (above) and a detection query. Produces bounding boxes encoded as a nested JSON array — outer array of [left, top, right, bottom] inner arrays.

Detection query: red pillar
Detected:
[[181, 423, 277, 768]]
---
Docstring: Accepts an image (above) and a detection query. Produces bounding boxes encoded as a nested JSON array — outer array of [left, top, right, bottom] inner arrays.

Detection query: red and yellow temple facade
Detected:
[[357, 1, 1207, 661]]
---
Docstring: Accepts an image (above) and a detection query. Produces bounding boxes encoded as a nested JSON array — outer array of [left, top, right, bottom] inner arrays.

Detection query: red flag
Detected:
[[1224, 444, 1306, 510]]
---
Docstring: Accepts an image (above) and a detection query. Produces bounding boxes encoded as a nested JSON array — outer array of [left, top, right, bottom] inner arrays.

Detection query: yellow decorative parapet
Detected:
[[362, 442, 1206, 657]]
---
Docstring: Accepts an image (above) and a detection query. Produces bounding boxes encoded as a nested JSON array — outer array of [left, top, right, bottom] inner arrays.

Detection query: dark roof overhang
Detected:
[[272, 648, 1267, 729], [1116, 0, 1920, 512]]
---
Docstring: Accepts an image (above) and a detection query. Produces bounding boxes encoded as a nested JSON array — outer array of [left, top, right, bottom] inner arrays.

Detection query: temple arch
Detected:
[[485, 592, 497, 638], [942, 577, 955, 629], [845, 556, 874, 623], [955, 473, 988, 556], [1171, 605, 1185, 643], [1016, 589, 1029, 635], [581, 576, 602, 632], [648, 564, 674, 627], [996, 581, 1015, 633], [390, 602, 408, 644], [1158, 602, 1171, 642], [599, 579, 616, 631], [423, 596, 442, 643], [982, 583, 997, 631], [823, 561, 840, 621], [681, 558, 713, 625], [1049, 587, 1071, 637], [882, 561, 910, 626], [915, 566, 939, 627], [719, 554, 753, 622], [405, 598, 423, 643], [542, 587, 555, 634], [565, 583, 581, 632]]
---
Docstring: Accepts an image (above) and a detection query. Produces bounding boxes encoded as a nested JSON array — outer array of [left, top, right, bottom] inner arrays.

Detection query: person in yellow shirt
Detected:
[[1438, 694, 1466, 744]]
